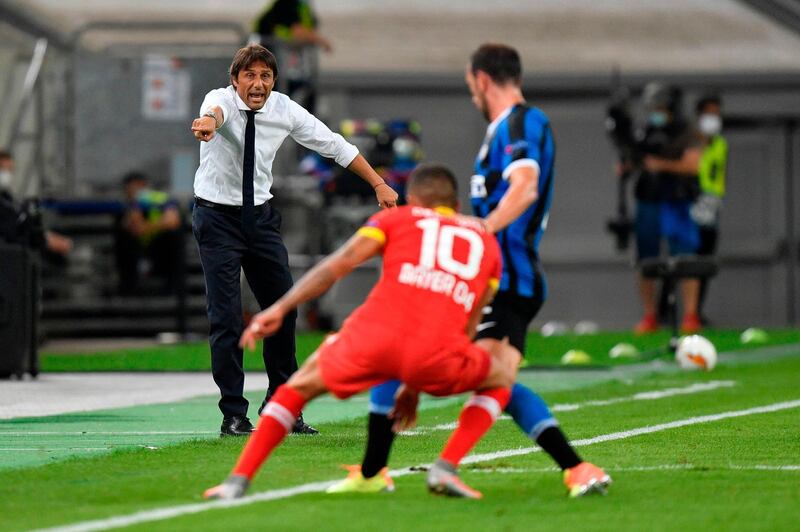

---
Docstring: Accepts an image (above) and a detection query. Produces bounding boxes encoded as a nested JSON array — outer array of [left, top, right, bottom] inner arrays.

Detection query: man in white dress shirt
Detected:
[[191, 44, 398, 436]]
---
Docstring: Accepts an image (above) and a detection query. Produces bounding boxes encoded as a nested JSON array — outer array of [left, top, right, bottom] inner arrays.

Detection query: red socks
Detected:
[[232, 385, 306, 480], [440, 387, 511, 466]]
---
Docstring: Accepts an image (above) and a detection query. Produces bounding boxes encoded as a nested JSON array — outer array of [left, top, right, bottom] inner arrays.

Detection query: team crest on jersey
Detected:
[[505, 140, 529, 155]]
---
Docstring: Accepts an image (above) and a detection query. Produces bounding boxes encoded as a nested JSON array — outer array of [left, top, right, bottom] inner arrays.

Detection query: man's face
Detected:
[[465, 66, 490, 121], [124, 179, 147, 201], [700, 102, 721, 117], [232, 61, 275, 111], [0, 157, 13, 172]]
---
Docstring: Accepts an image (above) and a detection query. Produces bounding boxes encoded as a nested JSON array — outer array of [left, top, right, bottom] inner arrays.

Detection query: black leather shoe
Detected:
[[257, 391, 273, 416], [220, 416, 254, 437], [292, 414, 319, 435]]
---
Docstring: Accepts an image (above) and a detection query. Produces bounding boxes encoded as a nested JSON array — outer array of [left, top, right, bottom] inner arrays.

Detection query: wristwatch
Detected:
[[203, 110, 219, 128]]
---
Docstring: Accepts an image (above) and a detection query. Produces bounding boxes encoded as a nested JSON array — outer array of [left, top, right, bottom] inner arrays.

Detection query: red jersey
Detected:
[[347, 205, 502, 347]]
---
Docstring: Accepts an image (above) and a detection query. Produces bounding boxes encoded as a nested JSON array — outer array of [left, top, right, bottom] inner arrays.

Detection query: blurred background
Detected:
[[1, 0, 799, 348]]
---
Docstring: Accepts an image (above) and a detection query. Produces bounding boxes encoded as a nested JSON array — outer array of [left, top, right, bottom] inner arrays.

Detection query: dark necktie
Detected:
[[242, 110, 256, 237]]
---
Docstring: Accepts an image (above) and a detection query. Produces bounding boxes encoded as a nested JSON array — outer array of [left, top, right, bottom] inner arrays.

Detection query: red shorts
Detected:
[[317, 323, 491, 400]]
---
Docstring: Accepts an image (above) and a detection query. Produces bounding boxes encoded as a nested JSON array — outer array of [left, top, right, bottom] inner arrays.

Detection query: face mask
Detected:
[[0, 169, 12, 190], [648, 111, 668, 128], [698, 114, 722, 136]]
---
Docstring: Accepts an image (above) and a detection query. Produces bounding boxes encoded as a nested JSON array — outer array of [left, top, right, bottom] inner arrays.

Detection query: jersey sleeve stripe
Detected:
[[501, 158, 540, 180], [357, 226, 386, 244]]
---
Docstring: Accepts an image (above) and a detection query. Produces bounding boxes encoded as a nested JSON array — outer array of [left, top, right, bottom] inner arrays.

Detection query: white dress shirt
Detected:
[[194, 86, 359, 205]]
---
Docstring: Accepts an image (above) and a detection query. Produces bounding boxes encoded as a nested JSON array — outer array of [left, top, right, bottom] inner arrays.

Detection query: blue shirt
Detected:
[[470, 104, 556, 299]]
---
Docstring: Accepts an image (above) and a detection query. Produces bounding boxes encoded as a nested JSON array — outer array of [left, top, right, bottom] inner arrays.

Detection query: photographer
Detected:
[[619, 83, 703, 334], [0, 150, 72, 257]]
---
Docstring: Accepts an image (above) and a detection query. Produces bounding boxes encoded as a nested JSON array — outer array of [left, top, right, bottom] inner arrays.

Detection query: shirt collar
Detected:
[[485, 104, 515, 138], [230, 85, 268, 113], [434, 206, 456, 216]]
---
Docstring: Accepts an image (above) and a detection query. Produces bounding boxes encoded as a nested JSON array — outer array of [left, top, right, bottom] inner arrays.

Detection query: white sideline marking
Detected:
[[37, 399, 800, 532], [467, 464, 800, 474], [400, 380, 736, 435], [552, 380, 736, 412], [0, 445, 161, 452], [0, 447, 112, 453], [0, 431, 217, 436], [459, 399, 800, 465]]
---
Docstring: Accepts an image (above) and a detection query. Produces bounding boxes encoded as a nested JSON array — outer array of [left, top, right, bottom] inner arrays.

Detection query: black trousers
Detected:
[[192, 202, 297, 418]]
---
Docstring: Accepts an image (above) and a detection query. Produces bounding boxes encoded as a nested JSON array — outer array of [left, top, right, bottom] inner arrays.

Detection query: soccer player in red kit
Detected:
[[204, 164, 521, 500]]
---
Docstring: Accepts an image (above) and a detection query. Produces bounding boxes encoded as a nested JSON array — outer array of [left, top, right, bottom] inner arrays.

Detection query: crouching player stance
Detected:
[[205, 164, 520, 500]]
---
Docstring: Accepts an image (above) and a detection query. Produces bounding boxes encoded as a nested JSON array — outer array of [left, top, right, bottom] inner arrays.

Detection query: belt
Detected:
[[194, 196, 268, 215]]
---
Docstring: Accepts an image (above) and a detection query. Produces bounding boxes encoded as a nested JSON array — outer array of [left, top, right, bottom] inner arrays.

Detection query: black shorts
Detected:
[[475, 291, 544, 354]]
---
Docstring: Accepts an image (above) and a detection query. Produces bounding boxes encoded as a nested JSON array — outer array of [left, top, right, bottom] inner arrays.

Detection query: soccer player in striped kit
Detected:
[[343, 43, 610, 498]]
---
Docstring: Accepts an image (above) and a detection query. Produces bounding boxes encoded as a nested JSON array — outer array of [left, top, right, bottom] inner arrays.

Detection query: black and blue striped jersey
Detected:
[[470, 104, 556, 300]]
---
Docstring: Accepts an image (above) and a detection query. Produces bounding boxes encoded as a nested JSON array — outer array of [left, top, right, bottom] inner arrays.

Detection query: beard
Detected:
[[477, 94, 490, 122]]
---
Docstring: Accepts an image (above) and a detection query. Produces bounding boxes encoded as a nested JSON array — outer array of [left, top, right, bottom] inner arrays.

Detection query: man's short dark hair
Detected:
[[470, 43, 522, 86], [696, 94, 722, 115], [0, 149, 11, 161], [407, 163, 458, 208], [122, 171, 148, 187], [229, 44, 279, 82]]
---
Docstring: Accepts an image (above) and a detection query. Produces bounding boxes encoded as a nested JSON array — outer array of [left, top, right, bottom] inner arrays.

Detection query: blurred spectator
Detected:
[[0, 149, 72, 258], [691, 94, 727, 324], [114, 172, 183, 295], [626, 82, 703, 334], [0, 150, 14, 196], [254, 0, 332, 52], [253, 0, 331, 113], [301, 118, 423, 205]]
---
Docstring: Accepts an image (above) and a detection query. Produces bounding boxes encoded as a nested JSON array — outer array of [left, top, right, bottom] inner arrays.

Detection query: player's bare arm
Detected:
[[240, 234, 383, 349], [483, 165, 539, 233], [347, 154, 399, 209], [191, 105, 224, 142], [643, 147, 701, 176]]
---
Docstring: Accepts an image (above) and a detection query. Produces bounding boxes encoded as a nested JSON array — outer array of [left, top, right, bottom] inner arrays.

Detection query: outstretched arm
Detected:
[[191, 106, 224, 142], [240, 233, 383, 349], [347, 154, 399, 209]]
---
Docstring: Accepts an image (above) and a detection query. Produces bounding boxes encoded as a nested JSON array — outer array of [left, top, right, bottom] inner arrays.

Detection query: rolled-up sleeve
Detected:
[[288, 100, 359, 168], [200, 88, 236, 130]]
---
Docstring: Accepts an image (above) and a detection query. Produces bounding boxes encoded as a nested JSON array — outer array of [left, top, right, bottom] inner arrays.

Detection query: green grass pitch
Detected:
[[2, 330, 799, 531]]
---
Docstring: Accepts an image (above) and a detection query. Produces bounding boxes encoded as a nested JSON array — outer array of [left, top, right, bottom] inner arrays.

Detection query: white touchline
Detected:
[[400, 380, 737, 435], [1, 431, 218, 436], [552, 380, 736, 412], [36, 398, 800, 532], [466, 464, 800, 474]]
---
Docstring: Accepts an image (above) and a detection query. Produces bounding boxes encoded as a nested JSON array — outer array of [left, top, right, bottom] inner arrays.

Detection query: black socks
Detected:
[[536, 426, 582, 470], [361, 413, 396, 478]]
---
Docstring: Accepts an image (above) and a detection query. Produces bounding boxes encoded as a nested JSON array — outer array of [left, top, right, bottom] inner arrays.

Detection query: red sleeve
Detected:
[[357, 207, 402, 245]]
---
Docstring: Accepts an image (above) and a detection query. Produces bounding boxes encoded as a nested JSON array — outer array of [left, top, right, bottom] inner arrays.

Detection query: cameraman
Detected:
[[623, 83, 702, 334], [0, 150, 72, 257]]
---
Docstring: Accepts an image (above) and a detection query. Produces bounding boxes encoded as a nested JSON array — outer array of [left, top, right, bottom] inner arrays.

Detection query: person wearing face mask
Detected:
[[0, 150, 72, 257], [691, 94, 727, 324], [628, 82, 703, 334]]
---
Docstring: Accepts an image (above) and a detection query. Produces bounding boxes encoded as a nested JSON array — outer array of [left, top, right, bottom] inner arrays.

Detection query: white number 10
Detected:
[[415, 218, 484, 280]]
